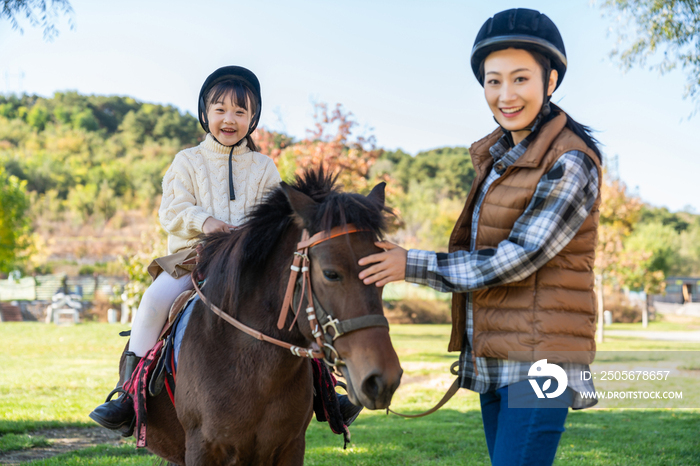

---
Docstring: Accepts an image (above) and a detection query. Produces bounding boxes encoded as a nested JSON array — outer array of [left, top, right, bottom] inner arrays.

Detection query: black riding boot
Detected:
[[89, 351, 141, 436], [337, 393, 363, 426]]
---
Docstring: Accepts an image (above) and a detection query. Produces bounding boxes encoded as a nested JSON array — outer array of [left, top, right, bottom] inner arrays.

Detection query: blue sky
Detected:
[[1, 0, 698, 212]]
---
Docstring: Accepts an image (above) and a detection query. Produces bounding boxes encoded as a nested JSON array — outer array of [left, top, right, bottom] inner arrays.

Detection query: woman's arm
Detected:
[[360, 151, 599, 292]]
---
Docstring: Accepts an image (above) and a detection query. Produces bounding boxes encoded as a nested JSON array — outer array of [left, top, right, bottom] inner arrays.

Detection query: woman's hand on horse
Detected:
[[358, 241, 407, 287], [203, 217, 236, 234]]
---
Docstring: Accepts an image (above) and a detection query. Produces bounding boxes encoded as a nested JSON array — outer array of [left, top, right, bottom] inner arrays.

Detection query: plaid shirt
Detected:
[[405, 133, 599, 409]]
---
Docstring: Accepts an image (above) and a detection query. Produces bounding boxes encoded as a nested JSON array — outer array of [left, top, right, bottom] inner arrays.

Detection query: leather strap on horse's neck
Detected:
[[192, 275, 323, 359]]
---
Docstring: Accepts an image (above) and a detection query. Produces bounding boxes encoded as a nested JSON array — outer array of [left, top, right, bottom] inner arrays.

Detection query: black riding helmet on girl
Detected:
[[198, 66, 262, 200], [198, 65, 262, 137], [470, 8, 601, 160]]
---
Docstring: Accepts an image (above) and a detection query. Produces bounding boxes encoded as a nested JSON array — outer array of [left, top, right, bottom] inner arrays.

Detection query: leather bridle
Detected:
[[192, 224, 389, 367]]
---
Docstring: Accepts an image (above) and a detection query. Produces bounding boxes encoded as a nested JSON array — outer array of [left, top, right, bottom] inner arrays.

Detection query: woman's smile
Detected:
[[500, 106, 524, 117]]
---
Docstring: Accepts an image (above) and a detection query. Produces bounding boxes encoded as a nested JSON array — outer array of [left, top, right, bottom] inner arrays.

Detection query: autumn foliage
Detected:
[[2, 92, 700, 301], [596, 171, 665, 294], [256, 103, 387, 194]]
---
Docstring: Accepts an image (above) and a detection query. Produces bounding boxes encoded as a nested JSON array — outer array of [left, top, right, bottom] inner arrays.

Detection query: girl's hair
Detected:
[[205, 79, 259, 152], [479, 47, 603, 163]]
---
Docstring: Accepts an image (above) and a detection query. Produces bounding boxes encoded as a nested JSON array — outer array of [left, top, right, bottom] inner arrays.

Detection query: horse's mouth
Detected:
[[338, 364, 399, 410], [338, 366, 361, 406]]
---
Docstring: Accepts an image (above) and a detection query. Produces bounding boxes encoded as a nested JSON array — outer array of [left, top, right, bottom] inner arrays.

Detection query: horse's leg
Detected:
[[184, 427, 239, 466], [276, 435, 306, 466], [145, 390, 186, 465], [268, 405, 312, 466]]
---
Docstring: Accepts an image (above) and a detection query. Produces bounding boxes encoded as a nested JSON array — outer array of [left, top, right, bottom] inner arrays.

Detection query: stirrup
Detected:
[[104, 386, 129, 404], [120, 415, 136, 438], [103, 386, 136, 437]]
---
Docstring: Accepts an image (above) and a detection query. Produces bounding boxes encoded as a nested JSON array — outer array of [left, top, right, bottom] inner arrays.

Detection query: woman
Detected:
[[358, 8, 602, 466]]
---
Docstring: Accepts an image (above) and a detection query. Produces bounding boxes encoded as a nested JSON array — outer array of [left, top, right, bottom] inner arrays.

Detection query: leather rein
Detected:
[[192, 224, 389, 367]]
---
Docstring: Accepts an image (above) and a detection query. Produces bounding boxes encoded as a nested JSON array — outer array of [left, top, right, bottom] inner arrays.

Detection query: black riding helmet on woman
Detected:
[[471, 8, 601, 160]]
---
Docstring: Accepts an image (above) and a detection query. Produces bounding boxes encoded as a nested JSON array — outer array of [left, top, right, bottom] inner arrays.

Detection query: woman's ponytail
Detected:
[[550, 103, 603, 163]]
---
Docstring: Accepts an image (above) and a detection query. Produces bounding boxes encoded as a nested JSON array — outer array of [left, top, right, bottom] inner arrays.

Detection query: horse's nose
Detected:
[[361, 369, 403, 409], [361, 372, 383, 400]]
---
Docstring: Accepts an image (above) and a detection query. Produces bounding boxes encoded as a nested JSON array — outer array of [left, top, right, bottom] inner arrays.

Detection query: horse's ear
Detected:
[[281, 182, 318, 226], [366, 182, 386, 207]]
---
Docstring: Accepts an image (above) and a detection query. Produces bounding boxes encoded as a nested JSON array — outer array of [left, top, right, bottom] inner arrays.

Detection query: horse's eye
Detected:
[[323, 270, 341, 281]]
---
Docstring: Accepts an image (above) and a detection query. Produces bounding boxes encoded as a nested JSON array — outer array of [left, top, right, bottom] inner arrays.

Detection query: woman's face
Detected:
[[483, 48, 556, 133]]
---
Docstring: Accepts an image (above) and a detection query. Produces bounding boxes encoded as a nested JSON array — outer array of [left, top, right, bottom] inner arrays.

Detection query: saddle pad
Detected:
[[124, 339, 163, 448], [173, 295, 198, 371]]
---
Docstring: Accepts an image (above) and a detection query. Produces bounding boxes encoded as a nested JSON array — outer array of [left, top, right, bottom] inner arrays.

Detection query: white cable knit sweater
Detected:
[[159, 134, 282, 254]]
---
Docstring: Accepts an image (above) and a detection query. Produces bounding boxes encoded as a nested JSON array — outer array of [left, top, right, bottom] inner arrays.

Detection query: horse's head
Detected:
[[283, 181, 403, 410]]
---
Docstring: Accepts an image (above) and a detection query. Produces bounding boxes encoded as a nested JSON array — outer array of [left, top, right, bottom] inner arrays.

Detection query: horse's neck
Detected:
[[228, 225, 309, 345]]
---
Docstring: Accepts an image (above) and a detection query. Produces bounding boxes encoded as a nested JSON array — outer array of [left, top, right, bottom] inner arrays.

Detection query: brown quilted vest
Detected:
[[447, 113, 602, 364]]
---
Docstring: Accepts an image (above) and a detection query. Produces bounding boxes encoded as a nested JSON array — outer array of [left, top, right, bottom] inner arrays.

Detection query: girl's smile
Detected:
[[206, 92, 252, 146]]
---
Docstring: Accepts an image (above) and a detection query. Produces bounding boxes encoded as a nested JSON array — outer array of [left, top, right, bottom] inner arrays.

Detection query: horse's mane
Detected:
[[195, 166, 390, 317]]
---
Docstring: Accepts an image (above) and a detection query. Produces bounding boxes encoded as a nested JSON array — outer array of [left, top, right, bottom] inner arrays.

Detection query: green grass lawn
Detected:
[[605, 320, 700, 332], [1, 322, 699, 465]]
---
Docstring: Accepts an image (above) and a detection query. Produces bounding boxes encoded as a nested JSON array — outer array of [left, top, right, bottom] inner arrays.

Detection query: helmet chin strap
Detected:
[[202, 114, 257, 201], [493, 106, 545, 147]]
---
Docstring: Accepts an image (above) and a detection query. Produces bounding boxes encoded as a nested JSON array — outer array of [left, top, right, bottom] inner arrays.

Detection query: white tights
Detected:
[[128, 272, 194, 357]]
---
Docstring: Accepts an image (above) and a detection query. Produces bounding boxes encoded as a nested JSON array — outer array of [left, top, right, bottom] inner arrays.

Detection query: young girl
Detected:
[[359, 9, 602, 466], [90, 66, 282, 434]]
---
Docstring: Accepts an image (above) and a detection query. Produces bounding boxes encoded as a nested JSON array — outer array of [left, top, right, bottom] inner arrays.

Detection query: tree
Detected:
[[266, 103, 385, 193], [0, 165, 31, 272], [2, 0, 74, 40], [595, 171, 663, 292], [601, 0, 700, 107], [623, 222, 679, 292], [384, 146, 475, 199]]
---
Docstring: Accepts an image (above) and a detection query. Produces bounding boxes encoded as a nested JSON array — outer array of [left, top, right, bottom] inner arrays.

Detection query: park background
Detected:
[[1, 0, 700, 464]]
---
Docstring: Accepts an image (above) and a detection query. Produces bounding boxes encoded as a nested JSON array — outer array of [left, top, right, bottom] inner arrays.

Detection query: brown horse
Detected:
[[130, 169, 403, 465]]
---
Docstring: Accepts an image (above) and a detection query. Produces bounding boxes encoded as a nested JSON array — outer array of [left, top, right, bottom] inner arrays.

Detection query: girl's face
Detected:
[[483, 48, 557, 134], [206, 91, 253, 146]]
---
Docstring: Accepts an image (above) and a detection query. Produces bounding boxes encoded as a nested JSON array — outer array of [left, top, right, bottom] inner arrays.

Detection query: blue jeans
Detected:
[[479, 379, 573, 466]]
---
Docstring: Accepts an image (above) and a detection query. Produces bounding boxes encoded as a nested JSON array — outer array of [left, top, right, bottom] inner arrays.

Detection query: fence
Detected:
[[1, 274, 128, 303]]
